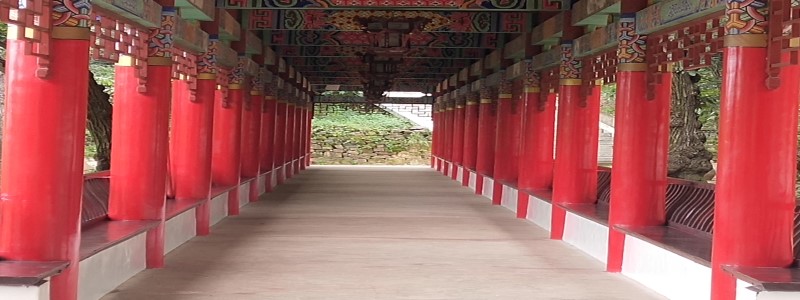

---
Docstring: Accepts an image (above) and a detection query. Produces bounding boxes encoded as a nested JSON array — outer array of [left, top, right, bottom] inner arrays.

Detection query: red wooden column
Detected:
[[711, 6, 800, 299], [211, 60, 245, 216], [606, 10, 671, 271], [433, 101, 443, 170], [260, 90, 277, 192], [109, 7, 179, 269], [293, 99, 304, 174], [306, 102, 314, 166], [461, 91, 480, 186], [492, 72, 522, 205], [475, 83, 497, 195], [295, 100, 308, 172], [517, 64, 557, 218], [450, 94, 466, 180], [242, 74, 264, 202], [442, 95, 454, 176], [0, 18, 92, 299], [170, 38, 217, 235], [284, 98, 296, 179], [550, 34, 600, 239], [274, 93, 288, 184]]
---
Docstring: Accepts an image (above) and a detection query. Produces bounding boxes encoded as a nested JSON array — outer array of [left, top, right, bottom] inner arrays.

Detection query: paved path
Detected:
[[102, 165, 665, 300]]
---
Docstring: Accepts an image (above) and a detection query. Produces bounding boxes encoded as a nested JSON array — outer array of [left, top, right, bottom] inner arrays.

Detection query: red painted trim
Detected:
[[0, 38, 90, 300], [461, 168, 470, 187], [475, 174, 484, 195], [550, 205, 566, 240], [195, 202, 211, 236], [516, 191, 529, 219], [711, 48, 799, 300], [491, 181, 503, 205], [227, 188, 240, 216], [607, 229, 625, 272]]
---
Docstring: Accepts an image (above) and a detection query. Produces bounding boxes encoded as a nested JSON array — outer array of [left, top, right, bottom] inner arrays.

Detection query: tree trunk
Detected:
[[668, 71, 714, 181], [87, 72, 113, 171]]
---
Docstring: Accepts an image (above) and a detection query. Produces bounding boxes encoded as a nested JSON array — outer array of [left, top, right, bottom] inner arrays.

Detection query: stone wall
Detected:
[[311, 128, 431, 165]]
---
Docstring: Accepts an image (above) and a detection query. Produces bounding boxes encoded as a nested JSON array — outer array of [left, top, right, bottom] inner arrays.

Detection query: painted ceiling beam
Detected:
[[265, 31, 498, 48], [274, 46, 486, 58], [218, 0, 568, 11], [242, 10, 534, 33]]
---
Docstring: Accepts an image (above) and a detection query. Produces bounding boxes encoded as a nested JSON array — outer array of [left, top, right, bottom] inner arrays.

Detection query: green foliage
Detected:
[[600, 84, 617, 116], [90, 62, 115, 96], [313, 107, 416, 131], [312, 106, 431, 163]]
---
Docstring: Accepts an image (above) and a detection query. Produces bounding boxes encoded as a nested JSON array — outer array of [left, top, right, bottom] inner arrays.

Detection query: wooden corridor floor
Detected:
[[102, 165, 665, 300]]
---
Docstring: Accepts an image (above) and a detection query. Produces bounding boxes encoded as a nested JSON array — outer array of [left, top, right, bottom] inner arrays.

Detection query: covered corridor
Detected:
[[101, 166, 662, 300]]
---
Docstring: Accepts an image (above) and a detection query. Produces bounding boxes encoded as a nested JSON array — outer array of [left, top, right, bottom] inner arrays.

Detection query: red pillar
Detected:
[[212, 78, 244, 215], [274, 99, 287, 184], [518, 87, 556, 191], [492, 76, 523, 204], [517, 67, 557, 218], [461, 94, 480, 186], [451, 98, 465, 179], [285, 101, 296, 178], [550, 77, 600, 240], [109, 55, 172, 267], [0, 25, 90, 300], [306, 103, 314, 166], [432, 103, 442, 169], [170, 73, 215, 235], [475, 86, 497, 194], [442, 98, 454, 176], [710, 35, 800, 299], [607, 64, 671, 271], [293, 103, 303, 174], [297, 103, 308, 171], [241, 90, 261, 180], [260, 95, 277, 192], [243, 87, 263, 202]]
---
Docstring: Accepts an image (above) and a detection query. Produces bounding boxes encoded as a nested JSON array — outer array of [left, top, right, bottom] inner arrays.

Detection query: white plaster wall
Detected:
[[562, 212, 609, 264], [737, 279, 758, 300], [622, 234, 711, 300], [527, 196, 552, 232], [468, 172, 477, 191], [78, 233, 146, 300], [455, 166, 463, 182], [481, 177, 494, 200], [500, 185, 518, 214], [271, 169, 278, 188], [0, 281, 49, 300], [238, 183, 249, 208], [758, 291, 800, 300], [165, 208, 197, 254], [258, 174, 267, 195], [210, 193, 228, 226]]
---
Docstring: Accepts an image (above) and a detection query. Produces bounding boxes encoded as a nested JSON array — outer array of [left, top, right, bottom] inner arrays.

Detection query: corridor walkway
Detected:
[[102, 166, 665, 300]]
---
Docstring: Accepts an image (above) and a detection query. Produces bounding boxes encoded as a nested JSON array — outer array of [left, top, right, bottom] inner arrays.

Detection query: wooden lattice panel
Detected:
[[90, 10, 152, 92], [646, 15, 724, 98], [648, 17, 724, 71], [3, 0, 51, 77], [766, 0, 800, 89]]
